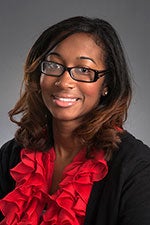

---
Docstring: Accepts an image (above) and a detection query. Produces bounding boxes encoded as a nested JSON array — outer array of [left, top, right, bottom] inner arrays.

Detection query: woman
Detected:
[[0, 16, 150, 225]]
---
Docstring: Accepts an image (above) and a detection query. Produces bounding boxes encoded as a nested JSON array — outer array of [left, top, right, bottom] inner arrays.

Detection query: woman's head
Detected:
[[9, 16, 132, 154], [40, 32, 108, 123], [25, 16, 131, 109]]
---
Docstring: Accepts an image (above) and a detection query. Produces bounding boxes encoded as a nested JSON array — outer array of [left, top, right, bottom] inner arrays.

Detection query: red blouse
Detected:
[[0, 147, 108, 225]]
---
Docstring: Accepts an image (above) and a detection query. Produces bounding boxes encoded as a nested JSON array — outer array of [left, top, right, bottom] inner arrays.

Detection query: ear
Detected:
[[102, 87, 108, 96]]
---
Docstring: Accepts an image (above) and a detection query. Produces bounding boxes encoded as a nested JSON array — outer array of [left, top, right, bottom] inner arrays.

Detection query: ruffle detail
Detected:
[[0, 148, 108, 225]]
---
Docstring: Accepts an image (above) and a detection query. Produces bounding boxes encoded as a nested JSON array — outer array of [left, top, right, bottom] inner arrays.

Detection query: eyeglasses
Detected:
[[41, 61, 109, 83]]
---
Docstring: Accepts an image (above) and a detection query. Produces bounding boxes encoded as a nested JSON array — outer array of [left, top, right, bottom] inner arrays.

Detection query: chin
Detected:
[[52, 114, 81, 122]]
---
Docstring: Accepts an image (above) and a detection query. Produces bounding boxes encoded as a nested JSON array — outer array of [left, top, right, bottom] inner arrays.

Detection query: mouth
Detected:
[[52, 95, 80, 107]]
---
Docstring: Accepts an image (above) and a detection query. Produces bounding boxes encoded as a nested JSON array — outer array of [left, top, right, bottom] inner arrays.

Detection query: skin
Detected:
[[40, 32, 107, 193]]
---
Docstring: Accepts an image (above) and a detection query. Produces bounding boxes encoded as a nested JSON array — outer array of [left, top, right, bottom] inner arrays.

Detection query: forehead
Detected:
[[53, 32, 100, 49], [47, 32, 105, 62]]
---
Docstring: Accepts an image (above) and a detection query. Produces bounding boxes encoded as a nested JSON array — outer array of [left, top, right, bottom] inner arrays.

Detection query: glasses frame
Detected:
[[41, 61, 109, 83]]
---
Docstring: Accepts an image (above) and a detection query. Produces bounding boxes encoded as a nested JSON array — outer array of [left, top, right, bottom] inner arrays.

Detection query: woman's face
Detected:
[[40, 32, 107, 123]]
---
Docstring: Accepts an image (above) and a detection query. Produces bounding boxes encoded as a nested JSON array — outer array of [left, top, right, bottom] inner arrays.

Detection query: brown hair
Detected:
[[9, 16, 132, 159]]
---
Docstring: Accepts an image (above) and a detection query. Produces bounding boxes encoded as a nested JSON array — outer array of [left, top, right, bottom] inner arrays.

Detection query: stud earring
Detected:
[[104, 90, 108, 95], [103, 90, 108, 96]]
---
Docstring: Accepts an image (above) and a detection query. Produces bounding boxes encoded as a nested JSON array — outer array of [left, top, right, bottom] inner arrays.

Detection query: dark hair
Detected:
[[9, 16, 132, 159]]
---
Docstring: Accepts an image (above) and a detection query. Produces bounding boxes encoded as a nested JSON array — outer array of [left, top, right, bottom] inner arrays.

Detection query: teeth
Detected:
[[56, 97, 77, 102]]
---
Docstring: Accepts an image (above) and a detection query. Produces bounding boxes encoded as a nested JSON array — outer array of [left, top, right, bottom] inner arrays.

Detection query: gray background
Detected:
[[0, 0, 150, 147]]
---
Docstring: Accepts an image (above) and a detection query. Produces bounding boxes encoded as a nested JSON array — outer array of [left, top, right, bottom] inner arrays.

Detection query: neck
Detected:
[[52, 119, 84, 159]]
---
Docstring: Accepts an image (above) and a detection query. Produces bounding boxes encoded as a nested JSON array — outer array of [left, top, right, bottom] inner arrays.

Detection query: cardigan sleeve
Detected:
[[118, 152, 150, 225], [116, 133, 150, 225], [0, 139, 21, 199], [85, 132, 150, 225]]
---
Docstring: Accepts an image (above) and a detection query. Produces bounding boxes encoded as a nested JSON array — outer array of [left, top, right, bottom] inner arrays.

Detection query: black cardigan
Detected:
[[0, 131, 150, 225]]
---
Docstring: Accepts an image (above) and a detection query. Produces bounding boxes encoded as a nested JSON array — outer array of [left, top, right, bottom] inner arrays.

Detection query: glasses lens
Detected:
[[42, 61, 63, 76], [71, 67, 95, 82]]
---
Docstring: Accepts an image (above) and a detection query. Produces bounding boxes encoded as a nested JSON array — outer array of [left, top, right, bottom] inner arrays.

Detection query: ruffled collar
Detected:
[[0, 147, 108, 225]]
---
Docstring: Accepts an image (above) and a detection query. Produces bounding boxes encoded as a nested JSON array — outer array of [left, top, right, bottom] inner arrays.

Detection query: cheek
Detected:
[[39, 77, 47, 105], [40, 75, 48, 89], [40, 75, 45, 89], [83, 82, 103, 100], [40, 76, 52, 104], [40, 75, 54, 91]]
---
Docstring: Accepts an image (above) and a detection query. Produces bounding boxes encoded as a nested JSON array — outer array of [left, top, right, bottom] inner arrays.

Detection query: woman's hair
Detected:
[[9, 16, 132, 158]]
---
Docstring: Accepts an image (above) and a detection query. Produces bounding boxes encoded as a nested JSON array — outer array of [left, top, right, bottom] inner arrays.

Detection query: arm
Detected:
[[0, 139, 21, 198], [85, 133, 150, 225], [119, 154, 150, 225]]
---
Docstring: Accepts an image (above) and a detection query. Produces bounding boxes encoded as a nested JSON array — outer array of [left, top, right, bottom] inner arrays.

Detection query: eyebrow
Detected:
[[79, 56, 96, 64], [47, 52, 61, 58], [47, 52, 96, 64]]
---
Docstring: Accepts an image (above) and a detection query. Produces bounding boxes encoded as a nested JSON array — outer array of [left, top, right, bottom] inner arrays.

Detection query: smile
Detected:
[[56, 97, 77, 102], [52, 96, 79, 107]]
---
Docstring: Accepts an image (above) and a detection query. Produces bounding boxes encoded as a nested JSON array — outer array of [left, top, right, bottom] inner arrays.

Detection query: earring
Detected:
[[104, 90, 108, 96], [103, 90, 108, 96]]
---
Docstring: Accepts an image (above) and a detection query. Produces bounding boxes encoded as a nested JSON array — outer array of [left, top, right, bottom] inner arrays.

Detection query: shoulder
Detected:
[[0, 138, 22, 169], [109, 130, 150, 184], [86, 132, 150, 224], [111, 131, 150, 164], [0, 139, 22, 198], [0, 138, 22, 152], [120, 131, 149, 161], [120, 131, 150, 153]]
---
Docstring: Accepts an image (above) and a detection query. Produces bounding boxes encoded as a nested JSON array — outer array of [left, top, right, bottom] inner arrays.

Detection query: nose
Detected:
[[55, 70, 75, 89]]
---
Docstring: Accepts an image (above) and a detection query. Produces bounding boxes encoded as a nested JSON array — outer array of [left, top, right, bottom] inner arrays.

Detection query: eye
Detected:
[[76, 67, 92, 75]]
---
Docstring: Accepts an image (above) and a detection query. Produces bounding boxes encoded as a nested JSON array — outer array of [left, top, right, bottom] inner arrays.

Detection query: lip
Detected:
[[52, 95, 80, 107]]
